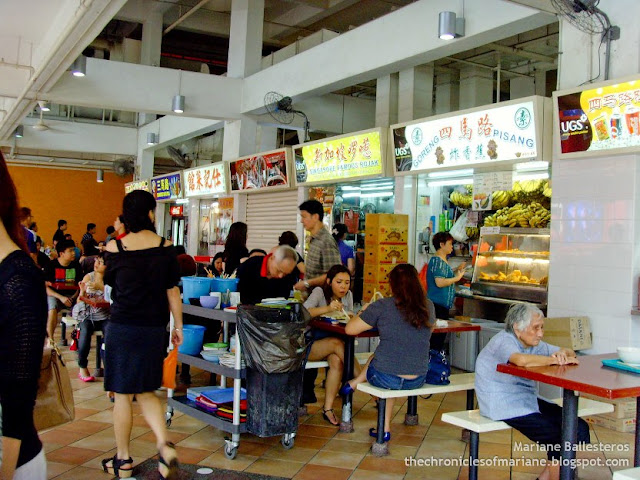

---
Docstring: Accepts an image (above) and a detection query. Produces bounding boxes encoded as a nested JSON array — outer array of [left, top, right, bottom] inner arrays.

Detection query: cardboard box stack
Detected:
[[582, 394, 637, 433], [363, 214, 409, 302], [543, 316, 592, 351]]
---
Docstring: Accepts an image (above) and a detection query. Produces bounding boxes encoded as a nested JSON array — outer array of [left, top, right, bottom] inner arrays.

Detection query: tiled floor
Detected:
[[45, 337, 635, 479]]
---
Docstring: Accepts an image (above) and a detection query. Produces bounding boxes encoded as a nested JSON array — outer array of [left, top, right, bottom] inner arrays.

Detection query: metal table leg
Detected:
[[635, 397, 640, 467], [340, 335, 355, 433], [405, 396, 419, 425], [560, 388, 578, 480]]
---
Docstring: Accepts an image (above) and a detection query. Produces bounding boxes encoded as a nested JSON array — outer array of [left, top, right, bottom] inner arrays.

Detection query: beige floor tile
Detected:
[[322, 438, 372, 455], [356, 456, 408, 475], [308, 450, 365, 470], [163, 413, 207, 434], [367, 444, 418, 461], [48, 465, 112, 479], [262, 446, 318, 463], [404, 465, 460, 480], [81, 410, 115, 424], [57, 420, 112, 435], [244, 458, 304, 478], [416, 436, 466, 458], [46, 461, 75, 479], [198, 449, 259, 471], [293, 463, 353, 480]]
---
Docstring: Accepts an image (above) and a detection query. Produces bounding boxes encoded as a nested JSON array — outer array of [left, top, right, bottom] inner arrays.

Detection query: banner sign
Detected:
[[151, 173, 182, 201], [294, 130, 383, 184], [124, 180, 149, 194], [557, 79, 640, 154], [230, 149, 289, 192], [184, 163, 226, 197], [394, 101, 537, 173]]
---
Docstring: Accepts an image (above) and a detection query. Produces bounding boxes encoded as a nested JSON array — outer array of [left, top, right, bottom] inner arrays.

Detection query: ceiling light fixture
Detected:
[[514, 161, 549, 171], [427, 178, 474, 187], [71, 55, 87, 77], [438, 10, 465, 40], [428, 168, 474, 178], [38, 100, 50, 112], [97, 169, 104, 183], [14, 125, 23, 138], [342, 191, 394, 199], [147, 132, 158, 145], [172, 70, 185, 113]]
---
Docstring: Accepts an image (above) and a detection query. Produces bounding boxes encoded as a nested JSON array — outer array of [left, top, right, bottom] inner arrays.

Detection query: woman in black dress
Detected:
[[0, 152, 48, 479], [102, 190, 184, 479], [222, 221, 249, 276]]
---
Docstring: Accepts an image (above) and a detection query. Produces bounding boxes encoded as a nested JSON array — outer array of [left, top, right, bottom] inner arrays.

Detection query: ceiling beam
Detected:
[[486, 42, 556, 63], [504, 0, 557, 14]]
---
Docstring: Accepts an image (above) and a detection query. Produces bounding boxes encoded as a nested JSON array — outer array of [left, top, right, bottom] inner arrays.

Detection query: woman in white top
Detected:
[[303, 264, 354, 426]]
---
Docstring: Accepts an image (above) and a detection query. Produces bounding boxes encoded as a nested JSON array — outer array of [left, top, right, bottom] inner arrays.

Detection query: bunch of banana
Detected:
[[542, 181, 552, 198], [512, 179, 551, 208], [449, 190, 472, 209], [466, 226, 480, 240], [483, 202, 551, 228], [491, 190, 512, 209], [464, 184, 473, 195]]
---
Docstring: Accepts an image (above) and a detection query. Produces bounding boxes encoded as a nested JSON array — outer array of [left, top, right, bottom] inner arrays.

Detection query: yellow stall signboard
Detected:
[[295, 130, 383, 184], [124, 180, 150, 194]]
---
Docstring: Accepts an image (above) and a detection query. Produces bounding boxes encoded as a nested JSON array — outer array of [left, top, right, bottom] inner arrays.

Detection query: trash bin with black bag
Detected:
[[236, 302, 310, 449]]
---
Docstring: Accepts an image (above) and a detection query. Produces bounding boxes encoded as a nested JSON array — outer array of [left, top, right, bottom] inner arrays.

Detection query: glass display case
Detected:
[[471, 227, 550, 303]]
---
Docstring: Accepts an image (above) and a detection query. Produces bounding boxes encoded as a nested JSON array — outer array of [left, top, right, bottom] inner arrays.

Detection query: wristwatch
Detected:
[[303, 281, 310, 289]]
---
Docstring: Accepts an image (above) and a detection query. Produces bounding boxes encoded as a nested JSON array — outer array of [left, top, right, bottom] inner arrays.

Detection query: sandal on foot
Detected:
[[158, 441, 180, 480], [339, 382, 355, 396], [322, 408, 339, 426], [369, 428, 391, 442], [101, 455, 133, 478]]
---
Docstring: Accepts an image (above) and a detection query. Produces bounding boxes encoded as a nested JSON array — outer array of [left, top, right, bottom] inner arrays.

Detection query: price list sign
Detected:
[[472, 171, 513, 211]]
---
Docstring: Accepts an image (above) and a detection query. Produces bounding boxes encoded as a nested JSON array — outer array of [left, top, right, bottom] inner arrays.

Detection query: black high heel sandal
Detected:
[[158, 441, 180, 480], [322, 408, 339, 426], [101, 455, 133, 478]]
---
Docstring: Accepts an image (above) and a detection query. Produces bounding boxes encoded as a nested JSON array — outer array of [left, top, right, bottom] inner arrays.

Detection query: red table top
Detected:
[[310, 318, 480, 337], [497, 353, 640, 400], [51, 282, 79, 291], [79, 295, 110, 309]]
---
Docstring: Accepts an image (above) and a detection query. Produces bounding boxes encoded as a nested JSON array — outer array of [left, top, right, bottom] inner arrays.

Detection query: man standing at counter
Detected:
[[294, 200, 341, 292], [237, 245, 299, 305]]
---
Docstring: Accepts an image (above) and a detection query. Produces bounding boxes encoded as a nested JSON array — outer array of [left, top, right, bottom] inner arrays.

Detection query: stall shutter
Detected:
[[245, 190, 299, 252]]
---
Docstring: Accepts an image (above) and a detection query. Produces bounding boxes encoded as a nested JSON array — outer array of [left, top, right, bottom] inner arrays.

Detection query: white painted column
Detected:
[[138, 11, 163, 125], [398, 64, 434, 122], [136, 148, 154, 180], [435, 72, 459, 115], [459, 66, 493, 110], [227, 0, 264, 78], [375, 74, 398, 127], [509, 76, 535, 99], [548, 0, 640, 353]]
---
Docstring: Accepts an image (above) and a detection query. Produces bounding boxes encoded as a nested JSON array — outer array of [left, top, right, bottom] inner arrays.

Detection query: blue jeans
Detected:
[[366, 361, 427, 390]]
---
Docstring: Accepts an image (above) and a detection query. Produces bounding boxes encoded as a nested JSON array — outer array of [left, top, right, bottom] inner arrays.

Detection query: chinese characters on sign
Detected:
[[229, 150, 289, 192], [394, 101, 537, 173], [124, 180, 150, 194], [295, 130, 383, 184], [557, 79, 640, 154], [151, 173, 183, 201], [184, 164, 226, 197]]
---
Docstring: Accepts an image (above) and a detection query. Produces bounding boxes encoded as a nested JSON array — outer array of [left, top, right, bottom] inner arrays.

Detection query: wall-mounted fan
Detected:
[[264, 92, 311, 142], [550, 0, 619, 80], [112, 157, 135, 177], [167, 145, 191, 168]]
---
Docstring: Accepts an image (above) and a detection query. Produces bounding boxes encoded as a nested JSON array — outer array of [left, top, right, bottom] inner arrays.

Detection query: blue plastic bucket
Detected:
[[181, 277, 212, 304], [178, 324, 206, 355], [210, 277, 239, 293]]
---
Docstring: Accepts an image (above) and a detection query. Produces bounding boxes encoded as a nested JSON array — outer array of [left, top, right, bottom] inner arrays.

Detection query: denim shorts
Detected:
[[366, 360, 427, 390]]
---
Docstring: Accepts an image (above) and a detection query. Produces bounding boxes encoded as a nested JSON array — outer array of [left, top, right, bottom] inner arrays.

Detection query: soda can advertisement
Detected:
[[556, 77, 640, 154]]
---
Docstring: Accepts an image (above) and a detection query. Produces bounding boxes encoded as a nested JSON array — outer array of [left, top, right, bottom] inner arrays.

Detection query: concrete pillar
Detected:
[[435, 72, 459, 115], [256, 125, 278, 152], [135, 148, 154, 180], [375, 73, 398, 127], [398, 64, 434, 122], [459, 66, 493, 109], [222, 117, 258, 161], [509, 76, 535, 99], [534, 70, 546, 96], [139, 11, 162, 126], [227, 0, 264, 78]]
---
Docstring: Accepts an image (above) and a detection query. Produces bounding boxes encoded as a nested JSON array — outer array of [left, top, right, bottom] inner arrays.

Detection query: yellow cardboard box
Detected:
[[581, 394, 636, 419], [363, 281, 391, 303], [365, 213, 409, 229], [585, 415, 636, 433], [543, 317, 592, 351], [365, 244, 409, 264], [364, 226, 409, 245], [364, 263, 398, 283]]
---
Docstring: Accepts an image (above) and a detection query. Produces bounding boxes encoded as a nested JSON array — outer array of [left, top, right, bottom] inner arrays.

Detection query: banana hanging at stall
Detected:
[[483, 202, 551, 228]]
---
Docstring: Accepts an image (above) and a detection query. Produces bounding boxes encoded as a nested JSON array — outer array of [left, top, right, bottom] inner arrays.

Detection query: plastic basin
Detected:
[[211, 277, 239, 293], [181, 277, 212, 304], [179, 325, 207, 355], [200, 296, 219, 309]]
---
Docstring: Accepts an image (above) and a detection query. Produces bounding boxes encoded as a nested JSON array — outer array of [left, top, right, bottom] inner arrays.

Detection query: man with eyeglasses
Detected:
[[237, 245, 299, 305]]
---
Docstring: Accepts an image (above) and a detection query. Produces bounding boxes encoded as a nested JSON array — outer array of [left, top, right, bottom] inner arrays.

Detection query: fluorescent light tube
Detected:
[[428, 169, 474, 178], [427, 178, 474, 187]]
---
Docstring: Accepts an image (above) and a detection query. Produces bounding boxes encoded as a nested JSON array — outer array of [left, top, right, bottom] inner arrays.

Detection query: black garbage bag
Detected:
[[236, 303, 311, 374]]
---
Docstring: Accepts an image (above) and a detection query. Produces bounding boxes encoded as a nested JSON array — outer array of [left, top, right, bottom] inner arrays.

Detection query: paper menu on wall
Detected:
[[472, 171, 513, 211]]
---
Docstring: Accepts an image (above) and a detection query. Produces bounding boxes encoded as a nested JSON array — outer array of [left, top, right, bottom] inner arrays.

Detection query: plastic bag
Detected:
[[237, 303, 311, 374], [450, 210, 469, 242], [162, 348, 178, 389], [425, 349, 451, 385]]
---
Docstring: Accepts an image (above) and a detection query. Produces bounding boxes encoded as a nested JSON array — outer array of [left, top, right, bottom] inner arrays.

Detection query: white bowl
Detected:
[[617, 347, 640, 366], [200, 351, 220, 363]]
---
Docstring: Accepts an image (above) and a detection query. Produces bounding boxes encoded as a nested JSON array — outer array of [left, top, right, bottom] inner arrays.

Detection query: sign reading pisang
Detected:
[[184, 163, 226, 197], [124, 180, 150, 194], [294, 130, 383, 184], [151, 173, 183, 201], [556, 79, 640, 155], [394, 101, 537, 173]]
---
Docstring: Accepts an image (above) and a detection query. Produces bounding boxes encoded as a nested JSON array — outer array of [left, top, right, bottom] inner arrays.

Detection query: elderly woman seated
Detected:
[[475, 304, 590, 480]]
